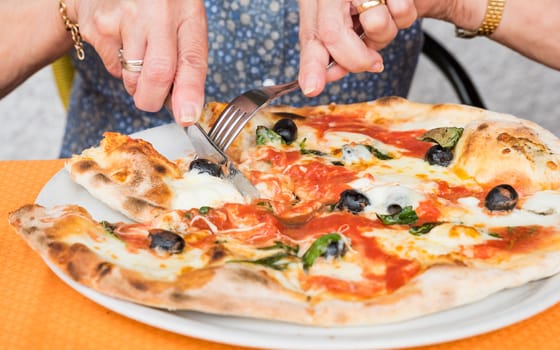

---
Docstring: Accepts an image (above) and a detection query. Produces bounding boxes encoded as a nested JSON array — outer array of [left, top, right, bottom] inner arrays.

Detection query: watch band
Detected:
[[456, 0, 507, 39]]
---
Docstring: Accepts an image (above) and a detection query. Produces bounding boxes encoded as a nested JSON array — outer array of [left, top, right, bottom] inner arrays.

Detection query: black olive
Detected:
[[425, 145, 454, 167], [272, 118, 298, 144], [188, 158, 223, 177], [149, 229, 185, 254], [387, 204, 403, 215], [324, 240, 347, 259], [336, 189, 370, 214], [485, 184, 518, 211]]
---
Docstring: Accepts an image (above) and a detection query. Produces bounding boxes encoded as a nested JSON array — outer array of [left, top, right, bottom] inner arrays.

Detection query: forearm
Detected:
[[0, 0, 73, 97], [420, 0, 560, 70]]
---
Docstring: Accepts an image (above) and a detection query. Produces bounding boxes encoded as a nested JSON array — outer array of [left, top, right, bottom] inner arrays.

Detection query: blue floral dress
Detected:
[[61, 0, 423, 157]]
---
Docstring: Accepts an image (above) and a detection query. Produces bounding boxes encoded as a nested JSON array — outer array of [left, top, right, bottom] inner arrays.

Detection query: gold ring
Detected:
[[118, 49, 143, 73], [355, 0, 386, 14]]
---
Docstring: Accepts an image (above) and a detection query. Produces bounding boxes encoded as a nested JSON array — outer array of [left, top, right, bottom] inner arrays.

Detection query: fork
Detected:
[[208, 15, 365, 151]]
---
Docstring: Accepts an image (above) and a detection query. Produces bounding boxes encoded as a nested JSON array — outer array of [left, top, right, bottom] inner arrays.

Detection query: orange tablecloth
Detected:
[[1, 159, 559, 350]]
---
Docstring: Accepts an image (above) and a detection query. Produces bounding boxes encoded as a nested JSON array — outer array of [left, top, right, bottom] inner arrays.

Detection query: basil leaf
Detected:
[[258, 241, 299, 255], [199, 206, 211, 215], [230, 253, 291, 271], [256, 201, 274, 212], [419, 127, 464, 148], [409, 222, 440, 236], [377, 206, 418, 225], [299, 138, 325, 156], [302, 233, 342, 270], [364, 145, 393, 160], [256, 125, 283, 146], [100, 221, 120, 240]]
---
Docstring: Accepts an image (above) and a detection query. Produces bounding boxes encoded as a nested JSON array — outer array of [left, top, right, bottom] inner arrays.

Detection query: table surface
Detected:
[[1, 159, 559, 350]]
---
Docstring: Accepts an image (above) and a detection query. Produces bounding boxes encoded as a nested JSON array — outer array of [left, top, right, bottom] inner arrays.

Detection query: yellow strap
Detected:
[[51, 54, 75, 110]]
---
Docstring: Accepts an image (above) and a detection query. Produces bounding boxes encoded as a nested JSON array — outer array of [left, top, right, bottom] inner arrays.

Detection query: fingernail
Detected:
[[370, 62, 384, 73], [179, 103, 198, 125], [302, 75, 319, 95]]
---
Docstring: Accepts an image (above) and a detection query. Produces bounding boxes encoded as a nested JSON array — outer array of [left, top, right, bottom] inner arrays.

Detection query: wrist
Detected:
[[449, 0, 487, 32]]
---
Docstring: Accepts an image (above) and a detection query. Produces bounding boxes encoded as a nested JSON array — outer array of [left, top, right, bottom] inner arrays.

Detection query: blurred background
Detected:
[[2, 19, 559, 160]]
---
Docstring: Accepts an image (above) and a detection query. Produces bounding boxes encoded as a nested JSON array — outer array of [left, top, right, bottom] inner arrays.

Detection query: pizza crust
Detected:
[[9, 203, 560, 326]]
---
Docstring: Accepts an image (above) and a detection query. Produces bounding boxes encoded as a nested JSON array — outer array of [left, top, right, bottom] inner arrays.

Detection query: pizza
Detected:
[[8, 97, 560, 326]]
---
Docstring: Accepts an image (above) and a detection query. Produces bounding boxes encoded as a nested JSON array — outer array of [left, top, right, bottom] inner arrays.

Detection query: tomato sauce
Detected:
[[284, 161, 357, 203], [435, 181, 484, 203], [301, 114, 431, 158], [473, 225, 558, 259], [297, 219, 421, 298]]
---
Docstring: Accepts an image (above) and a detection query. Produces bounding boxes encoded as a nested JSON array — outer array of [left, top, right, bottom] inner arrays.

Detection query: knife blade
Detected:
[[184, 123, 260, 201], [164, 96, 259, 200]]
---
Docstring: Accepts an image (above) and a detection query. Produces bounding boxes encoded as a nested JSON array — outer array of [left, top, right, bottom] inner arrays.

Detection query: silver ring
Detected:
[[355, 0, 386, 14], [118, 49, 143, 72]]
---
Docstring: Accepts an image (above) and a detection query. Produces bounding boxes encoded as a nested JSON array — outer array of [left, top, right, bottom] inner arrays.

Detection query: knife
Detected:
[[164, 96, 259, 201], [184, 123, 260, 201]]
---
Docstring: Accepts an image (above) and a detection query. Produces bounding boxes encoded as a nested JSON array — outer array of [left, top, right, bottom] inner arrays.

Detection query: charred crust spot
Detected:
[[123, 197, 153, 213], [170, 292, 192, 302], [67, 261, 81, 282], [237, 269, 269, 286], [93, 173, 111, 184], [375, 96, 403, 106], [209, 247, 226, 262], [48, 241, 66, 256], [477, 123, 489, 131], [96, 262, 113, 278], [502, 148, 511, 154], [75, 160, 97, 173], [153, 164, 168, 175], [22, 226, 39, 235], [129, 280, 149, 291]]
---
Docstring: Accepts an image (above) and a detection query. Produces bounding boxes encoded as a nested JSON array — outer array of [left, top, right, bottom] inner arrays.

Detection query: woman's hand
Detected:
[[298, 0, 417, 97], [67, 0, 208, 125]]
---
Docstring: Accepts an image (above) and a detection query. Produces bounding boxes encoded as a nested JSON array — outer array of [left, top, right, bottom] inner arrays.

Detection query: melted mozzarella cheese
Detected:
[[350, 178, 425, 214], [308, 260, 363, 281], [364, 224, 493, 260], [341, 144, 374, 164], [454, 196, 560, 227], [169, 173, 246, 210], [64, 234, 206, 280], [522, 190, 560, 215]]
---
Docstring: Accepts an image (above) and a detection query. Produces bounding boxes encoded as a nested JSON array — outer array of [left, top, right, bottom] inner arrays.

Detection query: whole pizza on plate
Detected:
[[9, 97, 560, 326]]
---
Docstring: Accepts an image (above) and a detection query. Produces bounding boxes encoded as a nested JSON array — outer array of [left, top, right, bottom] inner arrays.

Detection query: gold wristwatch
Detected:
[[456, 0, 507, 38]]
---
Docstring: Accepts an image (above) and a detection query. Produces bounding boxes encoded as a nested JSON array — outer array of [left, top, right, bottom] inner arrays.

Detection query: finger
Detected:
[[120, 32, 146, 96], [325, 64, 350, 83], [170, 1, 208, 125], [358, 2, 399, 51], [298, 0, 329, 96], [385, 0, 417, 29], [133, 12, 176, 112], [80, 7, 123, 78], [120, 24, 147, 97], [317, 0, 381, 73]]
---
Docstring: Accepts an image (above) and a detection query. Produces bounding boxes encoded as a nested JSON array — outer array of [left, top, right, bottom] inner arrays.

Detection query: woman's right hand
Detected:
[[67, 0, 208, 125]]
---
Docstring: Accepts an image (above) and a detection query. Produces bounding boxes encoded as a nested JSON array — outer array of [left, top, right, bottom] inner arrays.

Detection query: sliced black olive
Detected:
[[272, 118, 298, 144], [336, 189, 370, 214], [485, 184, 518, 211], [188, 158, 223, 177], [324, 240, 347, 259], [386, 204, 403, 215], [425, 145, 454, 167], [149, 229, 185, 254]]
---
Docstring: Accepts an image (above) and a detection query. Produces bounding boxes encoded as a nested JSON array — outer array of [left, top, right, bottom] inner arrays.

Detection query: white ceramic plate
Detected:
[[36, 124, 560, 350]]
